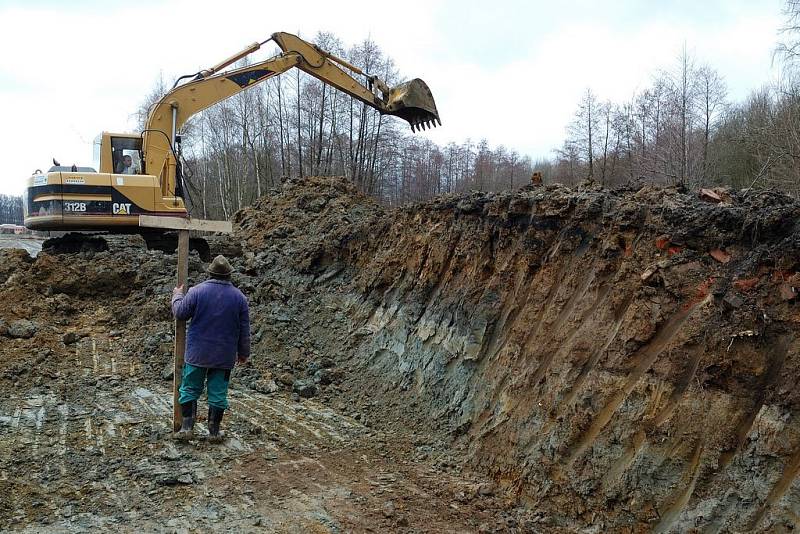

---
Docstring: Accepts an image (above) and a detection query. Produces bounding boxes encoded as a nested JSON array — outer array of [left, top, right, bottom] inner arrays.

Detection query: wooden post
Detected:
[[173, 229, 190, 432], [137, 216, 232, 434]]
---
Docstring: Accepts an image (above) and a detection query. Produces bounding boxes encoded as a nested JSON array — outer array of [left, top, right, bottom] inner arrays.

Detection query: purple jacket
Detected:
[[171, 280, 250, 370]]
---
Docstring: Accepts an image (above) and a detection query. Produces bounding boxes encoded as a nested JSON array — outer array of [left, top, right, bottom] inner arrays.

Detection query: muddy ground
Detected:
[[0, 250, 515, 533], [2, 177, 800, 532]]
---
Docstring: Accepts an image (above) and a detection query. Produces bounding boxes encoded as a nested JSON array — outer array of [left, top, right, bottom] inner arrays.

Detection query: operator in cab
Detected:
[[116, 155, 139, 175]]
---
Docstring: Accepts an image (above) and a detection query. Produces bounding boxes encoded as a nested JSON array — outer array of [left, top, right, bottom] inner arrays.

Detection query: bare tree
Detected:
[[696, 65, 727, 181], [565, 89, 598, 181], [132, 32, 540, 217], [669, 44, 698, 185], [776, 0, 800, 75], [0, 195, 23, 225]]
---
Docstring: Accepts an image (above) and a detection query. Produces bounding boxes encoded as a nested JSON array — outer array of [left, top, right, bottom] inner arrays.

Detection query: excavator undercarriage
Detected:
[[41, 231, 239, 262]]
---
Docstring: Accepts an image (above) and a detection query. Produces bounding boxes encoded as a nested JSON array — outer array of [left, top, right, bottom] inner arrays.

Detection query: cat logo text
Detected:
[[113, 203, 132, 215]]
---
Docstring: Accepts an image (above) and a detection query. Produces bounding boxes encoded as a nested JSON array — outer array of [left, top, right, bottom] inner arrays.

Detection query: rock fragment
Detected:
[[780, 282, 796, 301], [6, 319, 37, 339], [253, 378, 280, 394], [709, 248, 731, 263], [733, 277, 760, 292], [62, 331, 81, 345], [723, 293, 743, 309], [161, 362, 174, 380], [382, 500, 396, 518], [699, 188, 722, 203], [293, 379, 318, 398]]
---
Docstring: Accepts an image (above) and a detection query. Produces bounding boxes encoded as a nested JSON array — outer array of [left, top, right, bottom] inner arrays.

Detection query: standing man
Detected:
[[171, 255, 250, 441]]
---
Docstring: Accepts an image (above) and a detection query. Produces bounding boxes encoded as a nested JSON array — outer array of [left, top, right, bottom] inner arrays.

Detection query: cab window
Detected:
[[111, 137, 143, 175]]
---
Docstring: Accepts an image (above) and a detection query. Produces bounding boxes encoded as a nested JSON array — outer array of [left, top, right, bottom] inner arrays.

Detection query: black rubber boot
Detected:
[[174, 400, 196, 441], [208, 406, 225, 443]]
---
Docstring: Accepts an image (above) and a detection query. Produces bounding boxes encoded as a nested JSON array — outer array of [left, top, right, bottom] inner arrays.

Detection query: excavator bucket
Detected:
[[386, 78, 441, 132]]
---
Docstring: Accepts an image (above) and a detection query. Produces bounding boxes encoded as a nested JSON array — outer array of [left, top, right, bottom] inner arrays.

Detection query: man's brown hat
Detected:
[[207, 255, 233, 276]]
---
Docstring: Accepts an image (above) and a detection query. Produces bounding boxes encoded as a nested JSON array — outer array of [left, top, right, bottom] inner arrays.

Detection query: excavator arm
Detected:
[[143, 32, 440, 198]]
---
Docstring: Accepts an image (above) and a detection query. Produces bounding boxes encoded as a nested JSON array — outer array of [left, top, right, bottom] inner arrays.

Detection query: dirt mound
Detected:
[[234, 175, 385, 274], [4, 175, 800, 532]]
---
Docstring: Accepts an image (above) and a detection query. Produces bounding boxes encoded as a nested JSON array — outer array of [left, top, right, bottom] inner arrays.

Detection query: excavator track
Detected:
[[42, 232, 148, 256], [41, 231, 238, 261]]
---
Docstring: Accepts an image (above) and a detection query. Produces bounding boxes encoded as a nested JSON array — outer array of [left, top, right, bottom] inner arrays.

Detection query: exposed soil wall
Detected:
[[236, 177, 800, 532]]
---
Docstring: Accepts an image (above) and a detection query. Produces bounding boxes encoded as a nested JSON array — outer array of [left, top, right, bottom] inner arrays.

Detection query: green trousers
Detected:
[[178, 363, 231, 410]]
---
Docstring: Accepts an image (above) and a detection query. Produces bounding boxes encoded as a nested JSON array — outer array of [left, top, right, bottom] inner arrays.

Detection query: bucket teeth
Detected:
[[408, 117, 441, 132], [408, 116, 442, 131]]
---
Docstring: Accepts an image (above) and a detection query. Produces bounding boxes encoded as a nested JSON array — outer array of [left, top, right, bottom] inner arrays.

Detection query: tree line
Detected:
[[0, 194, 23, 225], [547, 1, 800, 194]]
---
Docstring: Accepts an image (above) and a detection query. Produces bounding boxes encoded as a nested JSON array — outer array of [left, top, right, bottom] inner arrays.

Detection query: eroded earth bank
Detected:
[[3, 176, 800, 532]]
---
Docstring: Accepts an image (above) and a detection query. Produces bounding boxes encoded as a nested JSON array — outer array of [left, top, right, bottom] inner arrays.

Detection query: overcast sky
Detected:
[[0, 0, 785, 195]]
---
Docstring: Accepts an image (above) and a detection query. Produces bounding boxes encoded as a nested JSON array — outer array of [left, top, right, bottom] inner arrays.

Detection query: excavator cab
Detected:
[[24, 131, 183, 231], [92, 132, 144, 175], [109, 136, 143, 175]]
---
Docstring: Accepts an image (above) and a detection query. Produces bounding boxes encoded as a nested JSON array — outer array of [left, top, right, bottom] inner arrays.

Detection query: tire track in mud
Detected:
[[470, 238, 576, 437], [695, 335, 793, 532], [560, 288, 713, 471], [653, 440, 706, 533]]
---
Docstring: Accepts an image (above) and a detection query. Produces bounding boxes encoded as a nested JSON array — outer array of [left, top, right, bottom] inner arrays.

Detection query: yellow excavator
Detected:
[[23, 32, 440, 232]]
